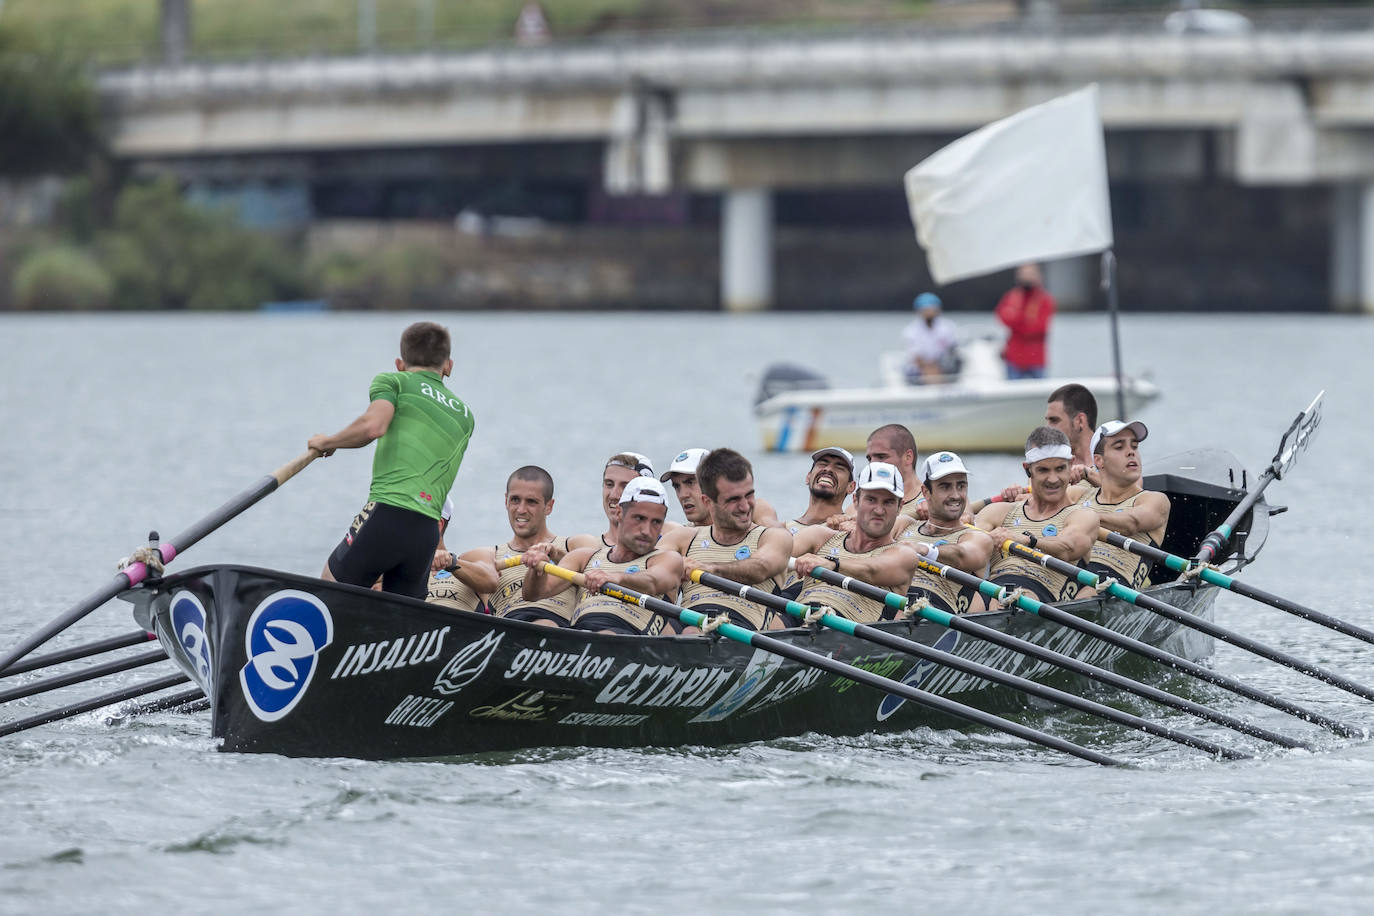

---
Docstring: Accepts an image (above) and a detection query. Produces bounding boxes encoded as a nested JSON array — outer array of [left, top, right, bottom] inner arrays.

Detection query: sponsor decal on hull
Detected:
[[595, 662, 733, 708], [384, 694, 454, 728], [741, 658, 828, 716], [433, 631, 503, 696], [558, 712, 650, 728], [830, 654, 904, 693], [169, 591, 212, 687], [468, 690, 576, 723], [239, 590, 334, 723], [689, 648, 785, 723], [330, 626, 450, 680], [876, 629, 960, 722], [505, 641, 616, 683]]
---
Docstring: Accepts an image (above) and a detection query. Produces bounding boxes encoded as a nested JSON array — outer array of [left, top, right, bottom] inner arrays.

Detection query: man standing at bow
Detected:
[[309, 321, 476, 599]]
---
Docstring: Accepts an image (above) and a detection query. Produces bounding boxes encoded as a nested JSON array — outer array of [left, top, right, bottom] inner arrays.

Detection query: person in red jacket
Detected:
[[995, 263, 1056, 379]]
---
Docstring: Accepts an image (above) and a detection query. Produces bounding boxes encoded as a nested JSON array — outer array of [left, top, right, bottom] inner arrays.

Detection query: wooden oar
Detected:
[[1195, 390, 1322, 565], [802, 561, 1358, 739], [1103, 529, 1374, 646], [0, 631, 157, 679], [690, 569, 1249, 759], [536, 562, 1122, 765], [0, 450, 320, 677], [0, 648, 169, 705], [1003, 539, 1374, 703], [0, 672, 190, 739]]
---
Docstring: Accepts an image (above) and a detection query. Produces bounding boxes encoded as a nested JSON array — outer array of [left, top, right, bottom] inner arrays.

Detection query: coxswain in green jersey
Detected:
[[309, 321, 476, 599]]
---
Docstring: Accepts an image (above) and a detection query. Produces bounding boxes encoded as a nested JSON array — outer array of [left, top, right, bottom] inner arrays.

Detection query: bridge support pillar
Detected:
[[1330, 182, 1374, 313], [721, 188, 773, 312]]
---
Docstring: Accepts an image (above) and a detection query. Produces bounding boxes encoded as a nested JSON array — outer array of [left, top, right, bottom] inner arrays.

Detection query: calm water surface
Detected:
[[2, 310, 1373, 913]]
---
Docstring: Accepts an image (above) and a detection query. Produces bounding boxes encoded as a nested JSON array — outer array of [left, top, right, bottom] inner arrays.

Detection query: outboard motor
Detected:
[[755, 364, 830, 406]]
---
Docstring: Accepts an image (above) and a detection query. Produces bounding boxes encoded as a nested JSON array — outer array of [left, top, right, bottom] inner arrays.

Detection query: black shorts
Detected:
[[989, 573, 1071, 606], [687, 602, 766, 632], [503, 607, 572, 627], [573, 613, 666, 636], [906, 586, 959, 616], [327, 501, 439, 600]]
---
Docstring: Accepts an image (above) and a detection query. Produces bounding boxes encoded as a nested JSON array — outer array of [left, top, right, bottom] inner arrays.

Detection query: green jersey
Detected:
[[367, 370, 475, 520]]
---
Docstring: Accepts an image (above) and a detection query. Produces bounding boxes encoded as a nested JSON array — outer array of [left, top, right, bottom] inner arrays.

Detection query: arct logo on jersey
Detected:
[[239, 590, 334, 722]]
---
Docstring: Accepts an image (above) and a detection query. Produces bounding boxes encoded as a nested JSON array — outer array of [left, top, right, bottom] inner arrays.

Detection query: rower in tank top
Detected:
[[520, 478, 685, 636], [790, 463, 922, 625], [974, 427, 1101, 605], [493, 535, 578, 625], [659, 448, 796, 631], [894, 450, 995, 615], [1078, 420, 1171, 591]]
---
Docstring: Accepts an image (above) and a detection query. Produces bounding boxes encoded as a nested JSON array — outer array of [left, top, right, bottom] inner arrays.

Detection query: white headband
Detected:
[[1025, 444, 1073, 464]]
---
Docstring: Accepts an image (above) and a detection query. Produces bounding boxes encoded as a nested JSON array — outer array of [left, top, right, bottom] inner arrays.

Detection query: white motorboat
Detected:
[[754, 338, 1160, 454]]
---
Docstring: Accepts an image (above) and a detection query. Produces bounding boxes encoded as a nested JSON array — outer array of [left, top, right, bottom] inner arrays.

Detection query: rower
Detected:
[[974, 427, 1099, 604], [896, 451, 994, 615], [1046, 383, 1100, 486], [476, 465, 579, 627], [571, 451, 656, 551], [1079, 420, 1170, 590], [522, 477, 684, 635], [865, 425, 927, 519], [429, 490, 500, 612], [973, 383, 1102, 515], [660, 447, 782, 531], [791, 462, 922, 624], [778, 446, 856, 598], [784, 447, 856, 534], [660, 448, 793, 631]]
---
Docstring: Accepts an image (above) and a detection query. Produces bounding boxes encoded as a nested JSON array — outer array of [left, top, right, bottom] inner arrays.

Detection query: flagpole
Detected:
[[1101, 249, 1126, 421]]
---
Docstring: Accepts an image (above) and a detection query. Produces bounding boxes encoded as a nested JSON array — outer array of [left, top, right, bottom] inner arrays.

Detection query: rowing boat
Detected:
[[123, 447, 1267, 760], [756, 339, 1161, 453]]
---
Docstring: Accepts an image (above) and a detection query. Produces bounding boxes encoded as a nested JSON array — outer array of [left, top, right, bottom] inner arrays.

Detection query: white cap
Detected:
[[809, 446, 855, 472], [1090, 420, 1149, 456], [606, 452, 655, 478], [920, 450, 969, 482], [855, 462, 904, 498], [660, 448, 709, 482], [619, 477, 669, 506]]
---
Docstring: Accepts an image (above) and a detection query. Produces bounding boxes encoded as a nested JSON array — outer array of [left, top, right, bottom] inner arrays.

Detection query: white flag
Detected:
[[904, 84, 1114, 285]]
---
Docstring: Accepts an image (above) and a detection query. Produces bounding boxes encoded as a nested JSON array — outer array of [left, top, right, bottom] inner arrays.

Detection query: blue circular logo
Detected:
[[675, 451, 689, 462], [626, 565, 641, 574], [1042, 525, 1058, 537], [735, 545, 752, 560]]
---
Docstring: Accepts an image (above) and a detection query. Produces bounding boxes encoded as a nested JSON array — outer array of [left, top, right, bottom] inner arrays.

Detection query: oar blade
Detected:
[[1274, 389, 1323, 480]]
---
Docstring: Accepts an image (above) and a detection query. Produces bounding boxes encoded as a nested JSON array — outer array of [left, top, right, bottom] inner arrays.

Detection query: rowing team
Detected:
[[428, 413, 1169, 636]]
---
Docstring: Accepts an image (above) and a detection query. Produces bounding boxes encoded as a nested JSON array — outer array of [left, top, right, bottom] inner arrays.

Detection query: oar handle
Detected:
[[273, 449, 323, 487], [0, 450, 322, 677], [1003, 540, 1374, 704]]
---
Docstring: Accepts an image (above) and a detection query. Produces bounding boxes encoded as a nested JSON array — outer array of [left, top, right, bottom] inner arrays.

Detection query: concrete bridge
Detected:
[[99, 19, 1374, 310]]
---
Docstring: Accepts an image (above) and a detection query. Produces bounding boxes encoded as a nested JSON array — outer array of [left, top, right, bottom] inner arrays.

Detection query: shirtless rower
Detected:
[[973, 384, 1101, 514], [1079, 420, 1170, 590], [896, 451, 995, 615], [660, 447, 782, 530], [974, 427, 1099, 604], [791, 463, 922, 624], [468, 465, 580, 627], [660, 448, 793, 631], [522, 477, 684, 636]]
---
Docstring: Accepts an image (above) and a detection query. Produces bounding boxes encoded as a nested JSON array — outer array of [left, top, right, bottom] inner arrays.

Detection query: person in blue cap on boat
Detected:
[[903, 292, 960, 383]]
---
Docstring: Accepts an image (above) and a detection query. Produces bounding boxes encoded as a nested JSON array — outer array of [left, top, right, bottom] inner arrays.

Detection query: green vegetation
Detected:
[[307, 244, 448, 310], [0, 26, 103, 176], [11, 177, 305, 310]]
